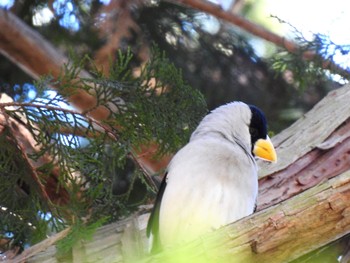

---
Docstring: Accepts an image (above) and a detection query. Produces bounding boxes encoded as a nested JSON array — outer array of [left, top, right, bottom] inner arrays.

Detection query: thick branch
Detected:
[[13, 170, 350, 263], [0, 12, 66, 80], [139, 170, 350, 263], [257, 84, 350, 209], [0, 10, 109, 120]]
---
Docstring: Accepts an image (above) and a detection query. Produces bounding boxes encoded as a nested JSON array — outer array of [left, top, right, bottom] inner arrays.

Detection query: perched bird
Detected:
[[147, 101, 277, 252]]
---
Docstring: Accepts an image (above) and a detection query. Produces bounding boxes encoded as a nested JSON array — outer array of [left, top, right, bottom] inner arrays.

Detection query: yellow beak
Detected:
[[253, 136, 277, 162]]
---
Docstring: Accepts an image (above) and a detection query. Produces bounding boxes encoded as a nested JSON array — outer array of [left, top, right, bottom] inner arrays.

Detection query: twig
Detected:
[[0, 101, 159, 191], [0, 102, 117, 141], [7, 227, 71, 263]]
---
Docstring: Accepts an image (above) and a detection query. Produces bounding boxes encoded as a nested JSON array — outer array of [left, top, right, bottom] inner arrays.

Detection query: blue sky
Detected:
[[266, 0, 350, 43], [266, 0, 350, 76]]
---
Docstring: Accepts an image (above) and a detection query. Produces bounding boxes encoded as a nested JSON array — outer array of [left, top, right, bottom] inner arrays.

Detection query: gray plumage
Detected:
[[147, 101, 276, 251]]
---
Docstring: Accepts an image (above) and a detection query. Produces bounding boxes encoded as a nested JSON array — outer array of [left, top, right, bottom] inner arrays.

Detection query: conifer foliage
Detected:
[[0, 47, 207, 252]]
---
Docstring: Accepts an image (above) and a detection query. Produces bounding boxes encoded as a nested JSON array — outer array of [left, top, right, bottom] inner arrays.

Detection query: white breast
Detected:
[[158, 136, 258, 248]]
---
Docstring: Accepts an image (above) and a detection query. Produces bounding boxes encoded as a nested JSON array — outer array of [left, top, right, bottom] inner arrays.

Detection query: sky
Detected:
[[266, 0, 350, 44], [266, 0, 350, 74]]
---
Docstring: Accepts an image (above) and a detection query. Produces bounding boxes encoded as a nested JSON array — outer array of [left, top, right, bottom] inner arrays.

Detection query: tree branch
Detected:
[[0, 9, 170, 177], [138, 170, 350, 263], [257, 85, 350, 209], [94, 0, 148, 73], [0, 94, 71, 205], [14, 167, 350, 263], [7, 228, 71, 263]]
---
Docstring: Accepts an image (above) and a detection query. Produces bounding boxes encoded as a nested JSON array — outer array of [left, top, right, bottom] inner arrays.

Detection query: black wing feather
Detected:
[[147, 173, 167, 253]]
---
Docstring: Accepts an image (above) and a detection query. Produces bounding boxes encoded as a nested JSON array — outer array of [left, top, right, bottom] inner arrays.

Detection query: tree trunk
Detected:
[[10, 84, 350, 263]]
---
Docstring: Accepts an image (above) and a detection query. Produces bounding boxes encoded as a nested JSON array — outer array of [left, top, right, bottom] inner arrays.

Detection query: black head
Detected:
[[248, 105, 268, 153]]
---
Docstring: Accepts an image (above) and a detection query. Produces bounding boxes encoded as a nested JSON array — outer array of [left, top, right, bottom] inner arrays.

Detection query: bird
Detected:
[[146, 101, 277, 252]]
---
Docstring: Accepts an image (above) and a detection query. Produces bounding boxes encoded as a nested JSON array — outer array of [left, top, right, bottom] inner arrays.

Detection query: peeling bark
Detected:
[[14, 171, 350, 263], [258, 86, 350, 210], [137, 170, 350, 263]]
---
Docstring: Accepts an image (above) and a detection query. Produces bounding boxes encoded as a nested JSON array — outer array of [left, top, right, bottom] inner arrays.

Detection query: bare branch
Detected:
[[7, 228, 71, 263]]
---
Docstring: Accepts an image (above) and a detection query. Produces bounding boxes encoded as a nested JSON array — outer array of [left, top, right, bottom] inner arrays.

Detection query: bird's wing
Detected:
[[146, 172, 167, 253]]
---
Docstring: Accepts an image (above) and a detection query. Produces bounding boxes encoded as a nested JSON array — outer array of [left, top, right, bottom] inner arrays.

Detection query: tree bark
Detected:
[[138, 170, 350, 263], [257, 85, 350, 210]]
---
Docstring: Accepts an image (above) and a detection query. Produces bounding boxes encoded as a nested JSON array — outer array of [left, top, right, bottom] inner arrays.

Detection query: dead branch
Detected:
[[7, 228, 71, 263]]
